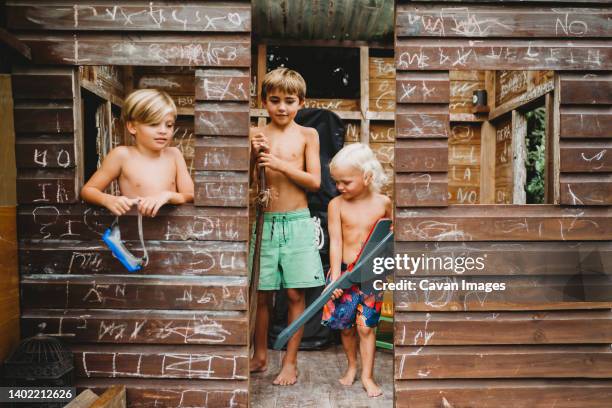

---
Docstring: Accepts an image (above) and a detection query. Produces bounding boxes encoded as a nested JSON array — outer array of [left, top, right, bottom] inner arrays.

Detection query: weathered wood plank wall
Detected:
[[395, 1, 612, 407], [7, 2, 251, 407]]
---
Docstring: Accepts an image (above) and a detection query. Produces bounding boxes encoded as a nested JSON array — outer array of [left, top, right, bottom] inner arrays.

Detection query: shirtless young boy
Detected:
[[249, 68, 324, 385], [322, 143, 392, 397], [81, 89, 193, 216]]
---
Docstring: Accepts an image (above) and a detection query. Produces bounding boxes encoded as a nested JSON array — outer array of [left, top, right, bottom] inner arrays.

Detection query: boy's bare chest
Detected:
[[341, 201, 386, 233], [269, 136, 305, 162], [122, 157, 175, 189]]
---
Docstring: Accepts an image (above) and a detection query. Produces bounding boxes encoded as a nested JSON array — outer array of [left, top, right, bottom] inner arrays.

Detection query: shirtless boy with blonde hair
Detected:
[[322, 143, 392, 397], [81, 89, 193, 216], [249, 67, 324, 386]]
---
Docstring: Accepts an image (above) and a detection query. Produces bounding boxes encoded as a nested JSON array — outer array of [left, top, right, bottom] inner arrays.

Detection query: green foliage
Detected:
[[525, 107, 546, 203]]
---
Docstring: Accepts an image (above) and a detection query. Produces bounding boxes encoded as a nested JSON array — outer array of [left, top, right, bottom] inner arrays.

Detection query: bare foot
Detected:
[[339, 365, 357, 386], [250, 356, 267, 373], [362, 377, 382, 397], [272, 362, 298, 386]]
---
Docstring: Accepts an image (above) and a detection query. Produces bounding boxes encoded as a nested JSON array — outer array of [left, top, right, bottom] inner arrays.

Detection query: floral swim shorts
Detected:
[[321, 263, 383, 329]]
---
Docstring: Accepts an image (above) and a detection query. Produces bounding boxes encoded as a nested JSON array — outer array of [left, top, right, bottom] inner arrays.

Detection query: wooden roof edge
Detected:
[[0, 28, 31, 61]]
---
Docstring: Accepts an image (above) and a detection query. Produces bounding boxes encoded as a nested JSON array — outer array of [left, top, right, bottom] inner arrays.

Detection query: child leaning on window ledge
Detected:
[[81, 89, 194, 217]]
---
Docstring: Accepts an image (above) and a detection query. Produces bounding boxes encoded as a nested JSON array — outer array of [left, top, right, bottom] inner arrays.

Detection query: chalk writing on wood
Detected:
[[396, 41, 611, 70], [396, 7, 610, 38], [8, 4, 250, 32], [75, 349, 248, 380], [22, 35, 251, 67]]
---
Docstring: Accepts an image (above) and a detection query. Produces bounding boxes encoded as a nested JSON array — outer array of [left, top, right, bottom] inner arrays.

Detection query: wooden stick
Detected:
[[249, 165, 266, 341]]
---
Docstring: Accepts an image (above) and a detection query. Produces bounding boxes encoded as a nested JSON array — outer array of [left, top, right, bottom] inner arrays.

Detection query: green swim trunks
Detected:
[[249, 208, 325, 290]]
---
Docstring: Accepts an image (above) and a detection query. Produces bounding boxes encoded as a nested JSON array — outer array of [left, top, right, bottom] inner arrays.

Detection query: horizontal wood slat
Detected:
[[13, 105, 73, 133], [396, 39, 612, 71], [560, 107, 612, 139], [11, 74, 73, 99], [560, 73, 612, 104], [396, 6, 611, 38], [195, 69, 250, 102], [560, 174, 612, 205], [22, 309, 247, 345], [194, 171, 248, 207], [20, 240, 247, 276], [18, 204, 248, 241], [393, 275, 612, 311], [395, 173, 448, 207], [395, 241, 611, 276], [396, 105, 449, 139], [394, 379, 612, 408], [7, 2, 250, 32], [560, 141, 612, 172], [395, 310, 612, 345], [396, 140, 448, 172], [17, 169, 76, 204], [395, 205, 612, 241], [21, 275, 247, 311], [77, 378, 247, 408], [395, 345, 612, 379], [396, 72, 450, 104], [72, 344, 248, 380], [194, 102, 250, 136], [16, 34, 251, 67], [194, 137, 249, 171]]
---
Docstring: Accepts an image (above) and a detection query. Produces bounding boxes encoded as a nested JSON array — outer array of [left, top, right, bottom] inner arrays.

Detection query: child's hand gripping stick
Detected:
[[272, 219, 393, 350]]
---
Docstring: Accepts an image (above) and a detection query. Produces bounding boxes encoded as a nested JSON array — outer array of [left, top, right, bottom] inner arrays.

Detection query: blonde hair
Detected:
[[262, 67, 306, 101], [122, 89, 177, 125], [330, 143, 388, 192]]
